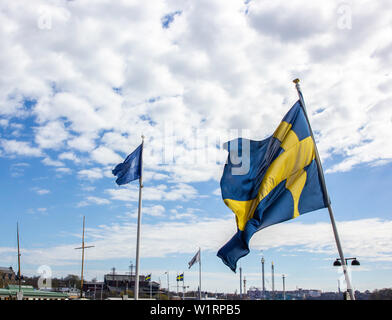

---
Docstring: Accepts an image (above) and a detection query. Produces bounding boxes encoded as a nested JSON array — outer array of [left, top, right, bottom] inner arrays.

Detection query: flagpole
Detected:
[[150, 277, 152, 299], [198, 247, 201, 300], [81, 216, 85, 298], [183, 273, 185, 300], [17, 222, 21, 293], [134, 135, 145, 300], [293, 79, 355, 300]]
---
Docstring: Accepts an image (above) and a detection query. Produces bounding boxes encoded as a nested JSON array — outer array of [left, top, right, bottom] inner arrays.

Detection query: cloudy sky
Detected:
[[1, 0, 392, 294]]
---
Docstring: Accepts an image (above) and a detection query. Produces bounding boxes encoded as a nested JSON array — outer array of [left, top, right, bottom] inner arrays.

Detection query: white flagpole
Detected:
[[177, 273, 179, 296], [182, 273, 185, 300], [134, 135, 145, 300], [150, 276, 152, 299], [293, 79, 355, 300], [198, 247, 201, 300]]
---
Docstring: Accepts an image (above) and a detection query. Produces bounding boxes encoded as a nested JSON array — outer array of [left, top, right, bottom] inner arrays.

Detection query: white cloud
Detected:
[[35, 121, 68, 149], [42, 156, 64, 167], [55, 167, 72, 174], [212, 188, 221, 196], [0, 139, 42, 157], [106, 183, 198, 202], [90, 146, 122, 165], [0, 0, 391, 178], [78, 168, 103, 180], [58, 151, 81, 163], [77, 196, 110, 207], [126, 205, 166, 218], [9, 162, 30, 177], [32, 188, 50, 195], [67, 134, 96, 152]]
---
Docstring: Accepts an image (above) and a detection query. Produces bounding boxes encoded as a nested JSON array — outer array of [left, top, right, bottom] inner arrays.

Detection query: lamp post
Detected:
[[165, 271, 170, 300], [239, 267, 242, 299], [271, 262, 275, 300], [333, 257, 360, 266], [261, 257, 265, 300], [333, 257, 360, 300]]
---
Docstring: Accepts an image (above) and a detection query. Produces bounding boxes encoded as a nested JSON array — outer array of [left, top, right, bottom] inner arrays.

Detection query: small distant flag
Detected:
[[188, 249, 200, 269], [112, 144, 142, 185], [217, 100, 329, 272], [176, 273, 184, 282], [145, 274, 151, 282]]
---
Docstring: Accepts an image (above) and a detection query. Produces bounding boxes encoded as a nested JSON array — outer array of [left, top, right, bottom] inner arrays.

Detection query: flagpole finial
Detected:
[[141, 134, 145, 140], [293, 78, 300, 84]]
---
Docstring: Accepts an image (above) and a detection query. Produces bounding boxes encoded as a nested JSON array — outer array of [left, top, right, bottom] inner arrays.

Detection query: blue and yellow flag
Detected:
[[176, 273, 184, 281], [217, 101, 329, 272], [145, 274, 151, 281]]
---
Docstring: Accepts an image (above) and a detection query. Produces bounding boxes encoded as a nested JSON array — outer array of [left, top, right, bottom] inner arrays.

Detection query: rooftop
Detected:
[[0, 267, 14, 274], [0, 285, 68, 298]]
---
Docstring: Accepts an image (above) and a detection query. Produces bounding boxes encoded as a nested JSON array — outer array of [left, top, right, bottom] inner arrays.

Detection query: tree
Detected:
[[64, 274, 81, 289], [369, 288, 392, 300]]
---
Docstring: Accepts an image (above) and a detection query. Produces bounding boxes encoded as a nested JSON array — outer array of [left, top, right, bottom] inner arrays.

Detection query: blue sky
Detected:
[[1, 0, 392, 294]]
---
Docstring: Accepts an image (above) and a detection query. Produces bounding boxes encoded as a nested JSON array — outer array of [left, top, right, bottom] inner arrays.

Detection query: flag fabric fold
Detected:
[[217, 101, 329, 272], [112, 144, 142, 185]]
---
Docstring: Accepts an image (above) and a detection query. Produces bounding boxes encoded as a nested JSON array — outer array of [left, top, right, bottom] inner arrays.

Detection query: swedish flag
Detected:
[[217, 101, 329, 272], [176, 273, 184, 281], [145, 274, 151, 281]]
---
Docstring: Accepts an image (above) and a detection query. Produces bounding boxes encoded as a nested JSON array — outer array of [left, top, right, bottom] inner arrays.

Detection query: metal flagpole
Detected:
[[177, 273, 179, 296], [198, 248, 202, 300], [293, 78, 355, 300], [80, 217, 85, 298], [182, 274, 185, 300], [159, 277, 161, 300], [165, 271, 170, 299], [261, 257, 265, 299], [17, 223, 21, 294], [239, 267, 242, 299], [271, 262, 274, 299], [134, 135, 145, 300], [150, 277, 152, 299]]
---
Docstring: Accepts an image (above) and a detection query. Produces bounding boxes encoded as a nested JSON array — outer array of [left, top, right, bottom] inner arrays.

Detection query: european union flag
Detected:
[[217, 101, 329, 272], [112, 144, 142, 185]]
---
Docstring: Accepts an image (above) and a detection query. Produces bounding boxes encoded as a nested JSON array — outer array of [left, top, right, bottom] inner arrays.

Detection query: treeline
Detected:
[[369, 288, 392, 300]]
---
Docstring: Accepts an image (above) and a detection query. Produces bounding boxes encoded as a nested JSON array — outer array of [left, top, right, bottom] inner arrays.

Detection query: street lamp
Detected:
[[333, 257, 360, 266], [333, 257, 360, 300], [164, 271, 170, 300]]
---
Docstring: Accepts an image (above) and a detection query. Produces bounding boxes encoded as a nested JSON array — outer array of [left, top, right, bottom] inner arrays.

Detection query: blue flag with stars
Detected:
[[112, 144, 142, 185]]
